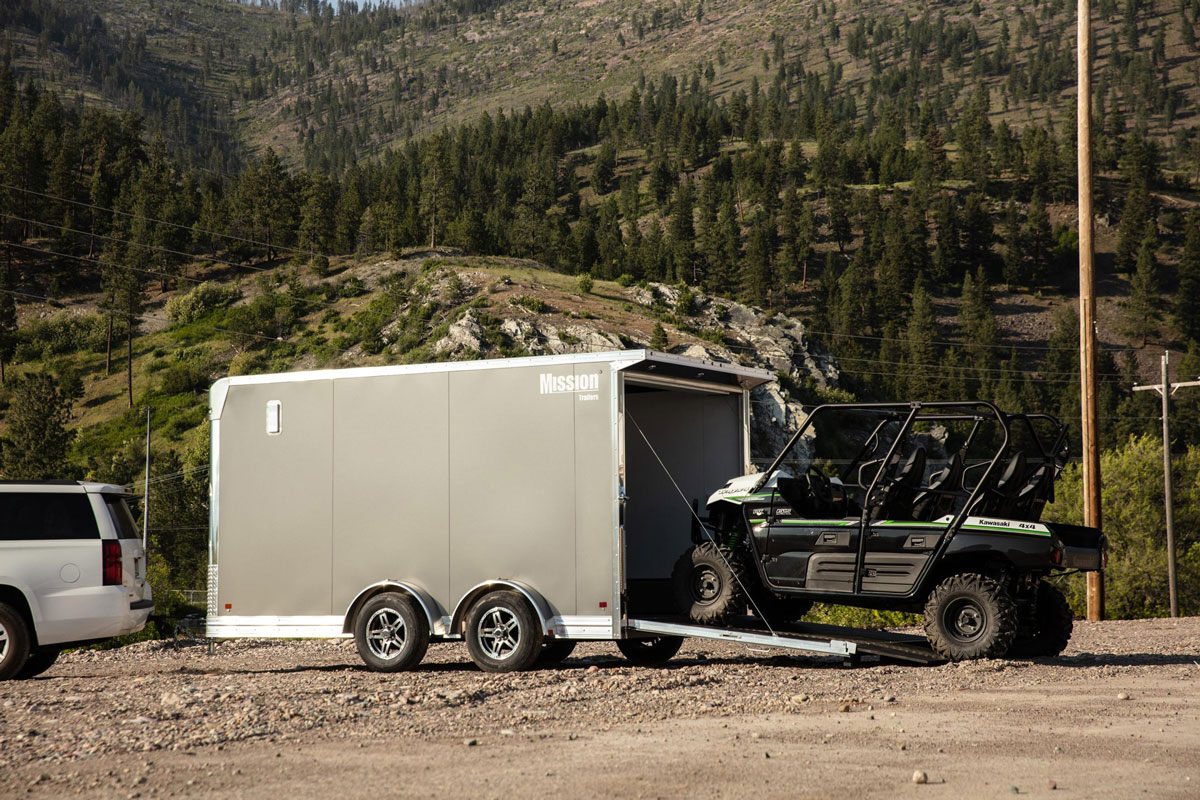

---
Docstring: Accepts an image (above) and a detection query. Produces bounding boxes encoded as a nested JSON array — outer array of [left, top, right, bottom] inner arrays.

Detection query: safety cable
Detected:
[[624, 410, 781, 640]]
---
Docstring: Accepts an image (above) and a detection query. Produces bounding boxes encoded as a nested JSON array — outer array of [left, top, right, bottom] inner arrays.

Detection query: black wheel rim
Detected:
[[944, 598, 986, 643], [692, 566, 721, 604]]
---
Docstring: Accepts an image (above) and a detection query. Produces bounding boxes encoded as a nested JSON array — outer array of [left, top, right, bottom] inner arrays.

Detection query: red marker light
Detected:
[[224, 603, 232, 610], [598, 601, 607, 609]]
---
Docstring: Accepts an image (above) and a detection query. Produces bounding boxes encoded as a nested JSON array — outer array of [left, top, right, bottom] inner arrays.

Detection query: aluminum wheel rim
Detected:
[[0, 624, 8, 661], [477, 607, 521, 661], [365, 608, 407, 660]]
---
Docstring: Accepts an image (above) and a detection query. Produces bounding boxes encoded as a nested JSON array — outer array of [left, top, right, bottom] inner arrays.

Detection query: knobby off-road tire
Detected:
[[672, 542, 744, 624], [465, 590, 543, 673], [354, 592, 430, 672], [16, 647, 61, 679], [538, 639, 578, 664], [923, 573, 1018, 660], [616, 636, 684, 665], [0, 602, 32, 681], [1008, 581, 1074, 658]]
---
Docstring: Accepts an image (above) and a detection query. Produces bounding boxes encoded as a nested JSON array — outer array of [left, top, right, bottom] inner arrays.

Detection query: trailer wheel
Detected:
[[354, 593, 429, 672], [538, 639, 578, 665], [16, 647, 61, 679], [465, 591, 543, 673], [0, 602, 32, 681], [616, 636, 683, 665], [671, 542, 743, 624], [923, 573, 1017, 660], [1008, 581, 1073, 658]]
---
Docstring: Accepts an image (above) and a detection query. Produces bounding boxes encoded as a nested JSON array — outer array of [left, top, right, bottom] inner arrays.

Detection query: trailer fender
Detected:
[[342, 581, 444, 637], [450, 580, 555, 639]]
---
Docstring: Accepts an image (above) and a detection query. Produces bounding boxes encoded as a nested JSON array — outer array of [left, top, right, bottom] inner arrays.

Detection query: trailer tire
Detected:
[[1009, 581, 1073, 658], [354, 593, 429, 672], [616, 636, 683, 665], [465, 591, 543, 673], [672, 542, 743, 624], [923, 573, 1017, 661], [0, 602, 32, 681], [16, 647, 61, 679], [538, 639, 578, 665]]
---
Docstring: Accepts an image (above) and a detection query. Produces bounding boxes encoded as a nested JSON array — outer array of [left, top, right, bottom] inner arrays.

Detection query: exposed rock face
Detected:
[[430, 282, 839, 465]]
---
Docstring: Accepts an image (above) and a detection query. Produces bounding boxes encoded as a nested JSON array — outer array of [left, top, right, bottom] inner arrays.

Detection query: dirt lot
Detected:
[[2, 618, 1198, 799]]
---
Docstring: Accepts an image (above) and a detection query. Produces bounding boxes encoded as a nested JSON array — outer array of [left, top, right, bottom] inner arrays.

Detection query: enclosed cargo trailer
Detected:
[[206, 350, 874, 671]]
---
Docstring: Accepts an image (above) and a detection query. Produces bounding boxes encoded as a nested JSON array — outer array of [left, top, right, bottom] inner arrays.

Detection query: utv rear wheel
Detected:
[[616, 636, 683, 665], [923, 573, 1017, 660], [354, 593, 430, 672], [0, 602, 32, 681], [465, 591, 543, 673], [672, 542, 743, 624], [1009, 581, 1073, 658], [16, 647, 61, 679]]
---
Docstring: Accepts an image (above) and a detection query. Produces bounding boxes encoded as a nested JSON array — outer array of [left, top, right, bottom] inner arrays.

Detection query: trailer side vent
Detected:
[[265, 400, 282, 435]]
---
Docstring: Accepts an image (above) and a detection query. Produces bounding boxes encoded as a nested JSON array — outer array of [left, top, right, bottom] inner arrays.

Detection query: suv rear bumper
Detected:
[[35, 585, 153, 646]]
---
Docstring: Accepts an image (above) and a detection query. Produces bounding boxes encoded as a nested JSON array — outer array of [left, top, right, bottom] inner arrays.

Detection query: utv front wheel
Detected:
[[923, 573, 1017, 660], [1009, 581, 1073, 658], [672, 542, 743, 624]]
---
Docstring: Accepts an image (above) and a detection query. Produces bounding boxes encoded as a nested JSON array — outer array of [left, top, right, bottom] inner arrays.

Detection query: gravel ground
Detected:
[[2, 618, 1198, 798]]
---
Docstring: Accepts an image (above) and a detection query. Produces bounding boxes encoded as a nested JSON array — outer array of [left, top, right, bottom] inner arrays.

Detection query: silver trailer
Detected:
[[206, 350, 885, 672]]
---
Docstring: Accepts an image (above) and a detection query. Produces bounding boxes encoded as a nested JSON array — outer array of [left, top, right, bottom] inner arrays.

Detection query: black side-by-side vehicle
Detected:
[[672, 401, 1105, 660]]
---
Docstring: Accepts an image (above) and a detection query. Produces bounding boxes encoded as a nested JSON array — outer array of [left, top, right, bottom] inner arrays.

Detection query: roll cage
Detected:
[[744, 401, 1070, 596]]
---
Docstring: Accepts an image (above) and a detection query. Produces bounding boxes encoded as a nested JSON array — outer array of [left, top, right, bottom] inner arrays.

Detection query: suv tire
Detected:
[[465, 591, 543, 673], [0, 602, 32, 681], [672, 542, 743, 624], [923, 573, 1018, 660], [17, 647, 61, 679], [1009, 581, 1073, 658], [354, 592, 429, 672]]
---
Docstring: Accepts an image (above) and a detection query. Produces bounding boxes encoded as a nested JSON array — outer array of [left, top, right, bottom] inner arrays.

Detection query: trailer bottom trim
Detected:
[[207, 615, 348, 639]]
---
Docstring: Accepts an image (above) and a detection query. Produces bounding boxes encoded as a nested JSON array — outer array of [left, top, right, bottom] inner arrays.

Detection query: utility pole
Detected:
[[143, 407, 151, 550], [1133, 351, 1200, 618], [1077, 0, 1104, 621]]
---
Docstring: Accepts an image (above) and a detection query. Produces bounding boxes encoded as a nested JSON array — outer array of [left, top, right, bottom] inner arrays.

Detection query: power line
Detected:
[[2, 213, 272, 276], [0, 182, 330, 261], [804, 325, 1129, 355], [5, 240, 208, 289]]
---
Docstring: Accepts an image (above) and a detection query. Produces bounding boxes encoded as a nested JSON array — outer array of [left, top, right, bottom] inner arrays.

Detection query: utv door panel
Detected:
[[859, 553, 929, 592], [805, 554, 856, 591]]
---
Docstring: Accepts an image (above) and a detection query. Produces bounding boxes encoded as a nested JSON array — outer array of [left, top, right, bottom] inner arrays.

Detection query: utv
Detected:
[[671, 402, 1105, 660]]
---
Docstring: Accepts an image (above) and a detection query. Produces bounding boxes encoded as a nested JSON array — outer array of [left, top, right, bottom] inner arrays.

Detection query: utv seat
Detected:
[[912, 452, 964, 522], [968, 451, 1027, 518], [870, 446, 926, 521], [1010, 462, 1054, 522], [776, 474, 836, 518]]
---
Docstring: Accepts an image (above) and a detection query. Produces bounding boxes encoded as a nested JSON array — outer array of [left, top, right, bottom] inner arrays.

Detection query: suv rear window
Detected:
[[0, 492, 99, 540], [103, 494, 141, 540]]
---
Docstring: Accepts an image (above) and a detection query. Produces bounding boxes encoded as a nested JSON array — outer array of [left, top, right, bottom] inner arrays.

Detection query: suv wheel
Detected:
[[465, 591, 543, 673], [354, 593, 430, 672], [1009, 581, 1073, 658], [17, 647, 61, 679], [672, 542, 743, 624], [0, 602, 32, 681], [923, 573, 1018, 660]]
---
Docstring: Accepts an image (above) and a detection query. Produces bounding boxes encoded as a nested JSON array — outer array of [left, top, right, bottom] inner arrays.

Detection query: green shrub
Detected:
[[165, 282, 241, 325], [509, 295, 552, 313], [577, 273, 594, 294]]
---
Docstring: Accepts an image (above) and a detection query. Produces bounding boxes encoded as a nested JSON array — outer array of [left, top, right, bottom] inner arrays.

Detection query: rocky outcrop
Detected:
[[428, 281, 840, 464]]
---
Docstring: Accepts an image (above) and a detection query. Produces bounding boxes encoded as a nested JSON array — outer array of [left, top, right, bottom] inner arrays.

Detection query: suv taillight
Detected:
[[102, 540, 122, 586]]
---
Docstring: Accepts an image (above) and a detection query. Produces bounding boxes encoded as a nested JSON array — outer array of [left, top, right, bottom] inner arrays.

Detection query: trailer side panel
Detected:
[[331, 373, 451, 615], [217, 379, 334, 616]]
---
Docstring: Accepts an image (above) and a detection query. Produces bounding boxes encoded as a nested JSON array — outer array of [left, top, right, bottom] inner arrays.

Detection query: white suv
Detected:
[[0, 482, 153, 680]]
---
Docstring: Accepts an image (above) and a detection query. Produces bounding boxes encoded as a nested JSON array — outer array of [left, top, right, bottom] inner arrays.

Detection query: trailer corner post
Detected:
[[1077, 0, 1103, 622]]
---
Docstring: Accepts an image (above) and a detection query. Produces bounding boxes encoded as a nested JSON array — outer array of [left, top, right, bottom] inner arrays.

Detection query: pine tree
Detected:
[[960, 266, 999, 373], [742, 213, 776, 306], [960, 192, 993, 272], [591, 139, 617, 195], [905, 277, 939, 397], [1024, 192, 1053, 287], [1001, 197, 1025, 288], [0, 253, 15, 384], [0, 373, 75, 480], [669, 180, 697, 283], [1124, 237, 1159, 346], [1176, 211, 1200, 344], [650, 322, 668, 350], [1114, 184, 1152, 273]]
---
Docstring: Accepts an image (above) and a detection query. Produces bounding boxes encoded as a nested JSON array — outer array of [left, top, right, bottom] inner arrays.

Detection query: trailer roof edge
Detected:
[[207, 350, 773, 419]]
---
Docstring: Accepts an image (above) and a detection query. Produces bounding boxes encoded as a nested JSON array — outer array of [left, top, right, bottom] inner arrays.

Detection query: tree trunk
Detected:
[[105, 309, 113, 376], [126, 297, 134, 409]]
